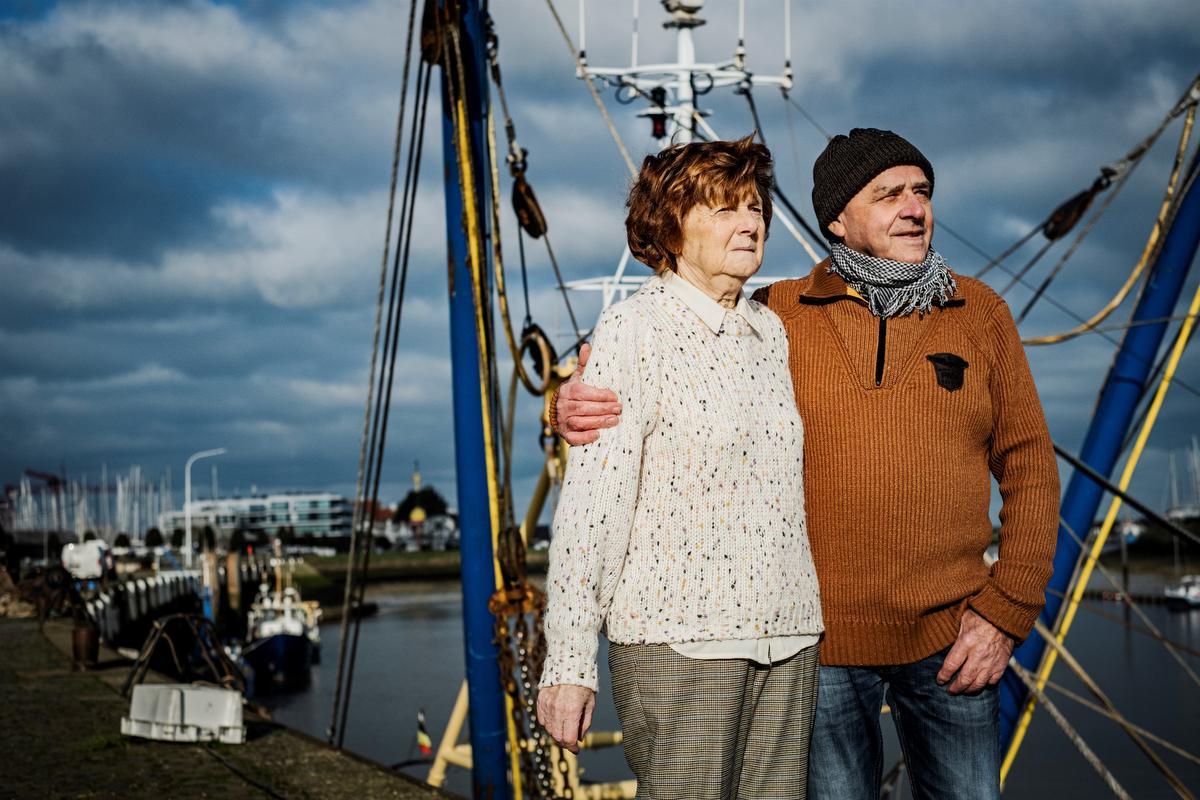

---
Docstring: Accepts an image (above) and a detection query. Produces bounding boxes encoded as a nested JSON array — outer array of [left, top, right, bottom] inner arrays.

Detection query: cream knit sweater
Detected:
[[540, 274, 823, 692]]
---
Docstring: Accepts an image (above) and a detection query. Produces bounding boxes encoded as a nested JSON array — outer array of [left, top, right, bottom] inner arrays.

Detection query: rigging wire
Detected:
[[1004, 281, 1200, 777], [1024, 105, 1197, 344], [954, 227, 1200, 401], [328, 0, 421, 748], [974, 226, 1044, 282], [517, 228, 533, 326], [1027, 613, 1196, 799], [1044, 587, 1200, 660], [543, 0, 638, 177], [1045, 679, 1200, 768], [781, 90, 808, 190], [1006, 659, 1132, 799], [780, 88, 833, 141], [484, 13, 576, 375], [1052, 311, 1200, 337], [737, 82, 830, 253], [1014, 155, 1144, 320], [996, 237, 1057, 298], [329, 3, 433, 750]]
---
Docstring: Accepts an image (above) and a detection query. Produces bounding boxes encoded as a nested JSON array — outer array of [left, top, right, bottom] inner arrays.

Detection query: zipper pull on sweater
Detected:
[[874, 317, 888, 387]]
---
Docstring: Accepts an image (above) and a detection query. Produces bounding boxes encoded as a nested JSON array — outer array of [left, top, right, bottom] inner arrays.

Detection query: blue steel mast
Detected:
[[1000, 156, 1200, 751], [438, 0, 513, 796]]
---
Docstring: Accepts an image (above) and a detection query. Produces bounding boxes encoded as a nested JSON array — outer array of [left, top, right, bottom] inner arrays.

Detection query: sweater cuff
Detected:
[[968, 580, 1044, 642], [539, 649, 598, 693]]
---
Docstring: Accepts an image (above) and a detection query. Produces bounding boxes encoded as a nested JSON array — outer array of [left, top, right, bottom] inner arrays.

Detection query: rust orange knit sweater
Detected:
[[752, 262, 1059, 666]]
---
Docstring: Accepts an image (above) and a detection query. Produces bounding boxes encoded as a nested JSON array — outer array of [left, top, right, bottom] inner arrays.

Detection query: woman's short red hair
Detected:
[[625, 135, 775, 274]]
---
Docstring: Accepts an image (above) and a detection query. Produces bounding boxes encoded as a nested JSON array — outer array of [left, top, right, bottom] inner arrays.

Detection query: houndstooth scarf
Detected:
[[828, 242, 958, 318]]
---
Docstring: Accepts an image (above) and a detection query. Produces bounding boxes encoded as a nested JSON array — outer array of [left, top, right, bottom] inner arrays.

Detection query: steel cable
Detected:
[[338, 57, 435, 750], [1027, 616, 1195, 799], [1044, 679, 1200, 767], [1044, 587, 1200, 660], [738, 83, 830, 254], [1006, 659, 1133, 800], [1025, 105, 1196, 344], [1054, 514, 1200, 689], [1015, 153, 1145, 320], [329, 2, 432, 747], [329, 0, 420, 747], [543, 0, 637, 176]]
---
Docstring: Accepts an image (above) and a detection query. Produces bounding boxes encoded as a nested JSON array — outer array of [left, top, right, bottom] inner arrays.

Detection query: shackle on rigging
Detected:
[[1043, 166, 1117, 241], [511, 170, 548, 239]]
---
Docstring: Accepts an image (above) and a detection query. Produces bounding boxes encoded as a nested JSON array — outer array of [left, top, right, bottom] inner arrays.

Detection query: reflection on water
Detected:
[[263, 581, 1200, 799]]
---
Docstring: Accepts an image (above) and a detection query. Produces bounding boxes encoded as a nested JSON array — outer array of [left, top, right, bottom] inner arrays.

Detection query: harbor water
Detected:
[[263, 574, 1200, 798]]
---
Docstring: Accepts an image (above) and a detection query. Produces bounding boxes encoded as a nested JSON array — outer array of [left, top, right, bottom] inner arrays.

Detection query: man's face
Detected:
[[827, 165, 933, 263]]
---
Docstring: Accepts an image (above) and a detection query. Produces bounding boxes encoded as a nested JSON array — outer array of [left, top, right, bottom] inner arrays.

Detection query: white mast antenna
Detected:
[[578, 0, 587, 64], [632, 0, 640, 67], [565, 1, 806, 317], [736, 0, 746, 69], [783, 0, 792, 81]]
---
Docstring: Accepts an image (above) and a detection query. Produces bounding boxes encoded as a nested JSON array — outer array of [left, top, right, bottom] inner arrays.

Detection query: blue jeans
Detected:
[[808, 649, 1001, 800]]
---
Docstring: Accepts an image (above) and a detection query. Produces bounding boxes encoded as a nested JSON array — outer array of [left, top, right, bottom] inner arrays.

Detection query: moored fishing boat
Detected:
[[242, 545, 322, 693], [1164, 574, 1200, 609]]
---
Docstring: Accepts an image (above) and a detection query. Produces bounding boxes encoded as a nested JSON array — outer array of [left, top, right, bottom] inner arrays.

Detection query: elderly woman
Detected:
[[537, 137, 823, 800]]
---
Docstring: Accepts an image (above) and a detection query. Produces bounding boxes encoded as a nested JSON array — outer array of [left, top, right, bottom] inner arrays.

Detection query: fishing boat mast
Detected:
[[1000, 151, 1200, 766], [437, 0, 514, 797]]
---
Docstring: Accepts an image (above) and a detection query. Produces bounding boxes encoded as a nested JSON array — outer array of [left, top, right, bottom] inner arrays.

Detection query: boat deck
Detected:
[[0, 618, 459, 799]]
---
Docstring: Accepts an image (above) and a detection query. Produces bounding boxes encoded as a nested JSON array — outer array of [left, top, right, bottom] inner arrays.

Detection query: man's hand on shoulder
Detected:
[[555, 343, 624, 446], [937, 608, 1015, 695]]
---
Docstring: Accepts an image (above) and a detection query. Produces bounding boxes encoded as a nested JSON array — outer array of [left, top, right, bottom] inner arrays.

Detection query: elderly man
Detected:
[[551, 128, 1059, 799]]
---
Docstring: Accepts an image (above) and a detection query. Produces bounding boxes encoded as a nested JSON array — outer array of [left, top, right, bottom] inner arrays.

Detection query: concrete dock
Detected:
[[0, 618, 460, 799]]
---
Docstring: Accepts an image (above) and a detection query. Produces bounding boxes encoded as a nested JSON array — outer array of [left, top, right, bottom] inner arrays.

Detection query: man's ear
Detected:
[[827, 218, 846, 239]]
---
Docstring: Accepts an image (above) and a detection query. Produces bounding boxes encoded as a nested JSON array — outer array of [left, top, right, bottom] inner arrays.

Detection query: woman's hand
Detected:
[[536, 684, 596, 753]]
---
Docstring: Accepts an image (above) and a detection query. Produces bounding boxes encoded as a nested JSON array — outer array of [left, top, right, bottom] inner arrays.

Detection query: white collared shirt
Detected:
[[660, 269, 766, 337]]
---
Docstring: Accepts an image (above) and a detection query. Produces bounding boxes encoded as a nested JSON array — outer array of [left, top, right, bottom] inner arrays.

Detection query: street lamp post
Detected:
[[184, 448, 226, 568]]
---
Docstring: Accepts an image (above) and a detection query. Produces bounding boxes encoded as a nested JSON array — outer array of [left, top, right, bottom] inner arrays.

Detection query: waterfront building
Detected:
[[382, 464, 459, 551], [158, 492, 352, 543]]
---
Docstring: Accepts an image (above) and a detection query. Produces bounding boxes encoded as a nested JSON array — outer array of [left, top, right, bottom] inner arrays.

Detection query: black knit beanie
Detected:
[[812, 128, 934, 241]]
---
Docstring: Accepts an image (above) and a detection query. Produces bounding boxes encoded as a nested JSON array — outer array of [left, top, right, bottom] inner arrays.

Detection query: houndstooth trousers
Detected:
[[608, 642, 820, 800]]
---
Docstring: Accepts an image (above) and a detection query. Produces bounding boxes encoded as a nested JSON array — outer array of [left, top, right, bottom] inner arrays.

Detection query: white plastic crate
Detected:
[[121, 684, 245, 744]]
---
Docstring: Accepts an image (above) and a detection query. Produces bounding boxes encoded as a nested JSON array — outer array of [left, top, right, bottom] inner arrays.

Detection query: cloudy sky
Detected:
[[2, 0, 1199, 524]]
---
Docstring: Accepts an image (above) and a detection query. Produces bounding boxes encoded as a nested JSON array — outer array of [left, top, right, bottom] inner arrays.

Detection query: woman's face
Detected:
[[677, 190, 765, 282]]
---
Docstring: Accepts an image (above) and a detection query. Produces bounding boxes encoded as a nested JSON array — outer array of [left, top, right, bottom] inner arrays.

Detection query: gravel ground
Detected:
[[0, 618, 461, 800]]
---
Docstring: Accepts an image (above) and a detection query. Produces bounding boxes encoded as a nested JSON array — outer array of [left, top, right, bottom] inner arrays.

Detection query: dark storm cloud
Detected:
[[0, 0, 411, 261]]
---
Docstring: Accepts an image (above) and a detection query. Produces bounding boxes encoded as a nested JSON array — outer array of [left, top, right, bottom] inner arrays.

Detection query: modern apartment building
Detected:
[[158, 492, 352, 541]]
